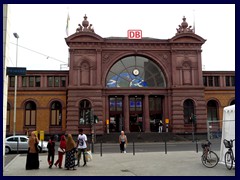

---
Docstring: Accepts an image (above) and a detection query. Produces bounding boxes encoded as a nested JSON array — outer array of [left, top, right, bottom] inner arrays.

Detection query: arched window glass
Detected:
[[230, 99, 235, 105], [183, 99, 195, 124], [79, 100, 92, 125], [106, 56, 166, 88], [25, 101, 36, 126], [207, 100, 218, 121], [50, 101, 62, 126]]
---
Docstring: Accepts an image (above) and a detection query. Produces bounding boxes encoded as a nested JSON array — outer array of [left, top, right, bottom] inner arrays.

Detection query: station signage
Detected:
[[128, 30, 142, 39], [6, 67, 27, 76]]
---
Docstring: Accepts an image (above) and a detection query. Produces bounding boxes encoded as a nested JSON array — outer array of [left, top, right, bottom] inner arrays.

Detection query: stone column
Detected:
[[96, 49, 102, 85], [105, 96, 109, 133], [124, 95, 130, 133], [144, 95, 150, 132]]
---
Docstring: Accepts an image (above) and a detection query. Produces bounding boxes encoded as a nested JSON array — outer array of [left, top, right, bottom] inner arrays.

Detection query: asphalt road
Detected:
[[5, 139, 221, 166]]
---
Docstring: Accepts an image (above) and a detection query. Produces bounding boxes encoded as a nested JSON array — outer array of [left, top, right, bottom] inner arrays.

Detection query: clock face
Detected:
[[133, 69, 139, 76]]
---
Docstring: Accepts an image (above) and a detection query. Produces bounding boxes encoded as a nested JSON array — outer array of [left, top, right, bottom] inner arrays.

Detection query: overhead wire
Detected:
[[10, 42, 67, 64]]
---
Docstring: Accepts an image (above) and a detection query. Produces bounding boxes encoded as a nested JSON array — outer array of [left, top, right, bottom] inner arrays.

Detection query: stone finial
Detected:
[[176, 16, 194, 35], [75, 14, 95, 33]]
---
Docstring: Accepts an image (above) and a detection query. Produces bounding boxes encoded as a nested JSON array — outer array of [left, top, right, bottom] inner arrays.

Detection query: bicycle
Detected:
[[223, 139, 235, 170], [201, 140, 219, 168]]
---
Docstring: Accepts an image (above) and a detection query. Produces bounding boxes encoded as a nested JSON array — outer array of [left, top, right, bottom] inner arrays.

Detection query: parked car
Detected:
[[5, 135, 48, 154]]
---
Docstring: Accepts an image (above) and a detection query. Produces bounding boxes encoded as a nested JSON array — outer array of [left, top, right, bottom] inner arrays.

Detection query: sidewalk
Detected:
[[3, 151, 235, 176]]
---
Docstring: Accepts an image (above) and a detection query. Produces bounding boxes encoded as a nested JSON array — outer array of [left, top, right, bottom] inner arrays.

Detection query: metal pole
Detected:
[[165, 140, 167, 154], [192, 121, 195, 142], [17, 138, 19, 154], [13, 33, 19, 136], [195, 139, 198, 153], [91, 141, 94, 154], [132, 141, 135, 155], [100, 141, 102, 157], [207, 120, 210, 141]]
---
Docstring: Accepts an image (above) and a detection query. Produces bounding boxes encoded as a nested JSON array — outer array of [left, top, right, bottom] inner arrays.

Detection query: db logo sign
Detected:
[[128, 30, 142, 39]]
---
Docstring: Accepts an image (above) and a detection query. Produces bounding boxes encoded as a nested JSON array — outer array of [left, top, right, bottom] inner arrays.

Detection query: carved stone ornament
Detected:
[[76, 14, 95, 33], [176, 16, 194, 35]]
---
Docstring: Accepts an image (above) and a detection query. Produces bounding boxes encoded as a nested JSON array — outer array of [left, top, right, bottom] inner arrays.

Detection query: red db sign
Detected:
[[128, 30, 142, 39]]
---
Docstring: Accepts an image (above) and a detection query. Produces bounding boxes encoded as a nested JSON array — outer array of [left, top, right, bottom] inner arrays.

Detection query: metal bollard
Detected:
[[17, 139, 19, 154], [133, 141, 135, 155], [91, 142, 94, 153], [196, 140, 198, 153], [100, 141, 102, 157], [164, 140, 167, 154]]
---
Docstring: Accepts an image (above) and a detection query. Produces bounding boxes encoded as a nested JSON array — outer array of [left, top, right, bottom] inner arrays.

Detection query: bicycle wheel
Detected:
[[225, 151, 233, 170], [201, 151, 219, 168]]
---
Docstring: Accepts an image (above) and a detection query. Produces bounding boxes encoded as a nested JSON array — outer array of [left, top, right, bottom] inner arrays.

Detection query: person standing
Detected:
[[65, 134, 77, 170], [159, 120, 163, 133], [76, 129, 87, 167], [47, 135, 55, 168], [26, 131, 40, 170], [119, 131, 127, 153], [54, 135, 66, 169]]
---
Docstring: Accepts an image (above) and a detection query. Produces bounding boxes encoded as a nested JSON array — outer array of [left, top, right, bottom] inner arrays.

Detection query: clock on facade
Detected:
[[132, 69, 139, 76]]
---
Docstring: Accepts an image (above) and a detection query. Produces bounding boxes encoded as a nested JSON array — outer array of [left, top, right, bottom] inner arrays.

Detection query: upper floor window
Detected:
[[9, 76, 15, 87], [21, 76, 41, 87], [225, 76, 235, 87], [203, 76, 220, 87], [48, 76, 66, 87]]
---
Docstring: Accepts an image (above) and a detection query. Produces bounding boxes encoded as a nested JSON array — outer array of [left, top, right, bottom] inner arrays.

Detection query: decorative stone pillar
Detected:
[[105, 96, 109, 133], [124, 95, 130, 133], [144, 95, 150, 132]]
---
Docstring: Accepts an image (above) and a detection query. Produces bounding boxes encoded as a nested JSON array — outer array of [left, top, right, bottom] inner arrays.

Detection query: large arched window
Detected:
[[183, 99, 195, 124], [25, 101, 36, 126], [106, 56, 166, 88], [207, 100, 218, 121], [50, 101, 62, 126], [79, 100, 92, 125]]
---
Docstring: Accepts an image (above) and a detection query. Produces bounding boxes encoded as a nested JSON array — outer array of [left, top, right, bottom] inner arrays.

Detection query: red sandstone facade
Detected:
[[6, 16, 235, 136]]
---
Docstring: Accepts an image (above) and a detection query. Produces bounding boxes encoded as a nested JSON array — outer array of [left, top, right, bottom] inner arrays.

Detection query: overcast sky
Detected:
[[8, 4, 235, 71]]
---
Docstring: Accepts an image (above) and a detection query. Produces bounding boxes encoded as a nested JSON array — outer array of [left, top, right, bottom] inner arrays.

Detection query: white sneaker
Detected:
[[124, 151, 126, 153]]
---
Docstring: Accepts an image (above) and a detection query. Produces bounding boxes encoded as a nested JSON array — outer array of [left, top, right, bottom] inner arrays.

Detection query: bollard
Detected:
[[133, 141, 135, 155], [100, 141, 102, 157], [196, 140, 198, 153], [164, 140, 167, 154], [91, 142, 94, 154]]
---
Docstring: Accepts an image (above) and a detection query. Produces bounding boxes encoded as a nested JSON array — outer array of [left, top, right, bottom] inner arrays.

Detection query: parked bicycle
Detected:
[[201, 140, 219, 168], [223, 139, 235, 170]]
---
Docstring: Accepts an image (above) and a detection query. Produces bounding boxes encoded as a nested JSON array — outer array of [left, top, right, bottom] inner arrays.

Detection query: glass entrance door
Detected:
[[129, 96, 143, 132], [109, 96, 123, 132], [149, 96, 163, 132]]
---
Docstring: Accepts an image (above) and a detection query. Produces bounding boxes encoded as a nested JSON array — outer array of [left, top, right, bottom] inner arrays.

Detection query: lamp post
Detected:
[[13, 32, 19, 136]]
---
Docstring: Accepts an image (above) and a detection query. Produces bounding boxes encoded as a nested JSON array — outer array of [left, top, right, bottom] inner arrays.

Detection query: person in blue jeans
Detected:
[[119, 131, 127, 153], [76, 129, 87, 167]]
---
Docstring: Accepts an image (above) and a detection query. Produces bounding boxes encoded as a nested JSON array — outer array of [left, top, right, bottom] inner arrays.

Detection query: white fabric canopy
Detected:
[[219, 105, 235, 164]]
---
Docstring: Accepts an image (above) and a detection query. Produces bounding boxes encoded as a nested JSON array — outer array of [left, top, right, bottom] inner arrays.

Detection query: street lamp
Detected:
[[13, 32, 19, 136]]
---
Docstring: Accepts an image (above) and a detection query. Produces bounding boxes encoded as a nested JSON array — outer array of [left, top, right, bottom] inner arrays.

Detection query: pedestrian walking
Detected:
[[65, 134, 77, 170], [76, 129, 87, 167], [119, 131, 127, 153], [54, 135, 66, 169], [47, 135, 55, 168], [159, 120, 163, 133], [26, 131, 40, 170]]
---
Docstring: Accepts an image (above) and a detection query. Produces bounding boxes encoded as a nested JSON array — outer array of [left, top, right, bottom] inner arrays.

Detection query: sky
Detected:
[[8, 4, 235, 71]]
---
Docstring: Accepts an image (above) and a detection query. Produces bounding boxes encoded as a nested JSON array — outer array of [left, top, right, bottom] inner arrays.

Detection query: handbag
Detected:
[[84, 150, 92, 162]]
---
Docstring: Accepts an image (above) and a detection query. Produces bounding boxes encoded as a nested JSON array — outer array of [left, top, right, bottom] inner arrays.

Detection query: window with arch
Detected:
[[230, 99, 235, 105], [50, 101, 62, 126], [106, 56, 166, 88], [183, 99, 195, 124], [79, 100, 92, 125], [7, 103, 10, 129], [25, 101, 36, 126], [207, 100, 218, 121]]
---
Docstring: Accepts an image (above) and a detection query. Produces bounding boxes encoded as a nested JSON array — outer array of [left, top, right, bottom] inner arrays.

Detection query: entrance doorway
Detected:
[[129, 96, 143, 132], [109, 96, 123, 132], [149, 96, 163, 132]]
